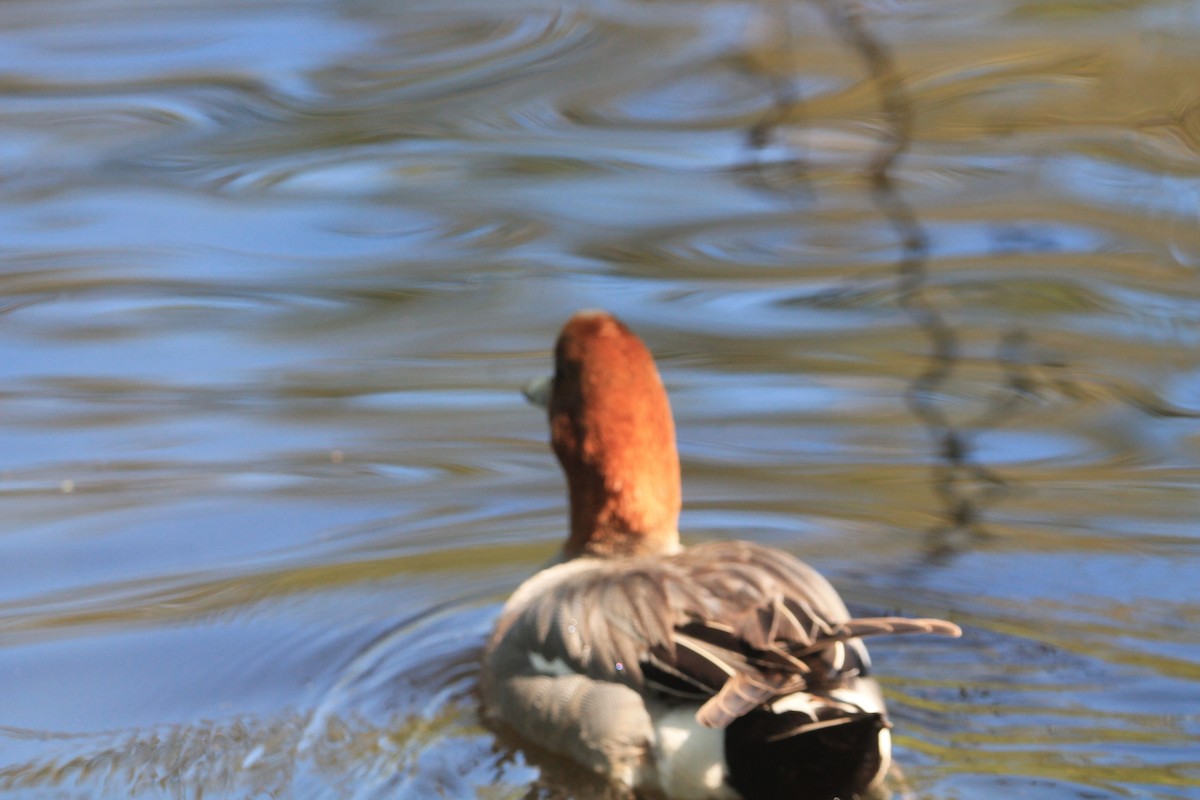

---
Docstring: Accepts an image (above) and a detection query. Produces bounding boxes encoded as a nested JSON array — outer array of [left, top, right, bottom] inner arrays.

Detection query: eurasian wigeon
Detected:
[[482, 310, 960, 800]]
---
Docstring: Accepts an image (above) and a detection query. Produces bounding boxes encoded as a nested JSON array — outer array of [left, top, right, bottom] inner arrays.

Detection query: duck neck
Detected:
[[548, 311, 683, 560], [560, 459, 681, 559]]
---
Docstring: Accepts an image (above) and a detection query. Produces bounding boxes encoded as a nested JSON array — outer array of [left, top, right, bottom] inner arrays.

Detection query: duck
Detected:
[[481, 310, 961, 800]]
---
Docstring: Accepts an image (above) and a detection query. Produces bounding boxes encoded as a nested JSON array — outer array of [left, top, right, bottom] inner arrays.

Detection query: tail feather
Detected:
[[841, 616, 963, 639], [685, 616, 959, 728], [789, 616, 961, 659]]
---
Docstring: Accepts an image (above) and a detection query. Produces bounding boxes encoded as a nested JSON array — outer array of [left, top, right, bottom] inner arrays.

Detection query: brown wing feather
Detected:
[[496, 540, 960, 729]]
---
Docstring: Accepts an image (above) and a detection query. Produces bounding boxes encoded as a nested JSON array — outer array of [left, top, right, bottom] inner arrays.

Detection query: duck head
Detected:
[[542, 311, 682, 560]]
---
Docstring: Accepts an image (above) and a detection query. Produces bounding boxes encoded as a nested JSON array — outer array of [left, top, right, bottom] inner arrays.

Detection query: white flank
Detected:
[[871, 727, 893, 790], [650, 708, 738, 800]]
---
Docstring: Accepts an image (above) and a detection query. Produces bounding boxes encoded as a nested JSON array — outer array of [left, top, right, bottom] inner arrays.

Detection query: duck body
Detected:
[[483, 541, 906, 800], [481, 311, 959, 800]]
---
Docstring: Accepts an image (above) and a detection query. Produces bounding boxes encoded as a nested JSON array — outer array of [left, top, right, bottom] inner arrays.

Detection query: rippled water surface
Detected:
[[2, 0, 1199, 798]]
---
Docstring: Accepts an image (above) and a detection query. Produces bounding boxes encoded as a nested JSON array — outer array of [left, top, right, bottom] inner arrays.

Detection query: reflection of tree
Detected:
[[749, 0, 1073, 558]]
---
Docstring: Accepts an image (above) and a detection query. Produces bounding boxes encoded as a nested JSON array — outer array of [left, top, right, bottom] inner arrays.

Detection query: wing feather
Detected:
[[489, 540, 960, 730]]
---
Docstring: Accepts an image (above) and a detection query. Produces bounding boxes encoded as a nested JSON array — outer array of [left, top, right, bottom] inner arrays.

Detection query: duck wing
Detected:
[[489, 540, 960, 729]]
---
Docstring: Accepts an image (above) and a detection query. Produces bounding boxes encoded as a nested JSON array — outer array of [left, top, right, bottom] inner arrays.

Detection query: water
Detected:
[[1, 0, 1198, 797]]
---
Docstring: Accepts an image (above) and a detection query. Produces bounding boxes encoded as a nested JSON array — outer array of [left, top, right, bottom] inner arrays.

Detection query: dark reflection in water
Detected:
[[1, 0, 1199, 798]]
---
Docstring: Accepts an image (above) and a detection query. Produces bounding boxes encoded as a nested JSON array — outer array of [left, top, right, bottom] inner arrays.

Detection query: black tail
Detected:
[[724, 709, 887, 800]]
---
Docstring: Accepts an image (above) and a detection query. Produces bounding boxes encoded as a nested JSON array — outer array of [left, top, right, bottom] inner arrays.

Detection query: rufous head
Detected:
[[546, 310, 681, 559]]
